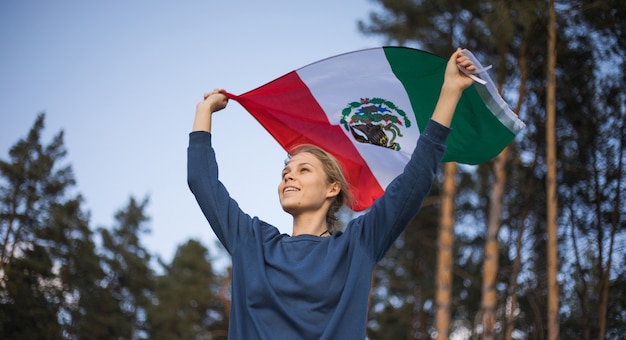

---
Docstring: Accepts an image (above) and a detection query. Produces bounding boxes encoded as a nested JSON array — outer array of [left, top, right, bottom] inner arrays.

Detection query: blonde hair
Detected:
[[287, 145, 353, 233]]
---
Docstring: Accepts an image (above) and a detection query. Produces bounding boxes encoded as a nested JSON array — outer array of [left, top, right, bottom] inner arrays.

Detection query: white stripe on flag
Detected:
[[296, 48, 422, 189]]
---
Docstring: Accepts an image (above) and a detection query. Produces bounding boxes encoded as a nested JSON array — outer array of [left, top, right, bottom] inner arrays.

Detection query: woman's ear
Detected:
[[326, 182, 341, 198]]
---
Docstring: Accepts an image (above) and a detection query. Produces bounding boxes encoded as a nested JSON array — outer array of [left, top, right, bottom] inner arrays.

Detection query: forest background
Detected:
[[1, 0, 625, 339]]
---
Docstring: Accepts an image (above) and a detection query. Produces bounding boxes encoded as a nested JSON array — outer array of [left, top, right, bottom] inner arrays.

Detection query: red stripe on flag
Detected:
[[224, 72, 383, 211]]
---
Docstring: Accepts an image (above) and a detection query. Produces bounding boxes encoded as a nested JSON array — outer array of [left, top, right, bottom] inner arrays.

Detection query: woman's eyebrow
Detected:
[[282, 161, 314, 172]]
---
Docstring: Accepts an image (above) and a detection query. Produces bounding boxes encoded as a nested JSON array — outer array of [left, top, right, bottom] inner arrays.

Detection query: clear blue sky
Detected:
[[0, 1, 384, 267]]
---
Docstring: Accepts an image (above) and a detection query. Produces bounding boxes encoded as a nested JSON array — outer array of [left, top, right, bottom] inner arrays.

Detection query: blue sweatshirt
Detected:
[[187, 120, 449, 339]]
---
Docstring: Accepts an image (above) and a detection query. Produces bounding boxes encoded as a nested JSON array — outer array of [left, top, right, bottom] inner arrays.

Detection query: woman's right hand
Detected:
[[196, 89, 229, 115], [193, 89, 228, 132]]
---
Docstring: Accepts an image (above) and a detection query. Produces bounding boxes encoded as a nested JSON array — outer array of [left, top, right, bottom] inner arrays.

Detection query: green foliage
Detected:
[[1, 113, 80, 339], [0, 114, 230, 338], [97, 196, 156, 339], [148, 240, 228, 339]]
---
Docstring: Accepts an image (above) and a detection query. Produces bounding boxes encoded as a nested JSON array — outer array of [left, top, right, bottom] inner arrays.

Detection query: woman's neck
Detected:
[[291, 212, 328, 237]]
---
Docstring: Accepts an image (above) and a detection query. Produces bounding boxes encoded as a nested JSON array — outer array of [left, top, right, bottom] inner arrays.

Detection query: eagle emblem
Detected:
[[340, 98, 411, 151]]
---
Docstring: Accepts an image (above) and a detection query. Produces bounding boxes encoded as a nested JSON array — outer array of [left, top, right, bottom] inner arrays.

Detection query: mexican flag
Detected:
[[223, 47, 525, 211]]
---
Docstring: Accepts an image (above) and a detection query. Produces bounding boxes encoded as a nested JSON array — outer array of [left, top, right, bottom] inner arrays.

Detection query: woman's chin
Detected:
[[279, 201, 298, 215]]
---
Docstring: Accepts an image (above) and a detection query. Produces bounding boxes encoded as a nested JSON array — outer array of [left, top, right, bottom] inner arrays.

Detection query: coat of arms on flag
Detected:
[[341, 97, 410, 151]]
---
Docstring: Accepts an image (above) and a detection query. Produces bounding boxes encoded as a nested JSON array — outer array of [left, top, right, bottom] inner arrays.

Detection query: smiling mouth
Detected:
[[284, 187, 300, 193]]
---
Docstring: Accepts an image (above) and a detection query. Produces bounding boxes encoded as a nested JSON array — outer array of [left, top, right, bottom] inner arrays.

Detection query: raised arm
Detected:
[[431, 48, 476, 127], [192, 89, 229, 132], [353, 48, 477, 261], [188, 89, 252, 255]]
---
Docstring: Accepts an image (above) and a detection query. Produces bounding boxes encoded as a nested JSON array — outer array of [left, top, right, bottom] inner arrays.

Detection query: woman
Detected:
[[188, 48, 476, 339]]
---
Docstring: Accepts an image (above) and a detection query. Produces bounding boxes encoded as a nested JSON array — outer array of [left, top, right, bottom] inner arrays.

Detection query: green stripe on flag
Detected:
[[450, 85, 516, 164], [383, 47, 445, 133], [383, 47, 520, 165]]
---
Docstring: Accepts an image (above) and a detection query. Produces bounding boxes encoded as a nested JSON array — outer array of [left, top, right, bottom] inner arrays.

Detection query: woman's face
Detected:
[[278, 152, 338, 216]]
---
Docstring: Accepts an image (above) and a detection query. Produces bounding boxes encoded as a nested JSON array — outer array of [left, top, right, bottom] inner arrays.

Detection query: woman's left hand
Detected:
[[443, 48, 476, 91]]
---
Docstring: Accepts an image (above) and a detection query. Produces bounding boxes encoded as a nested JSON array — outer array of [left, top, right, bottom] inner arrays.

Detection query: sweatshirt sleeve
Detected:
[[352, 119, 450, 262], [187, 131, 252, 255]]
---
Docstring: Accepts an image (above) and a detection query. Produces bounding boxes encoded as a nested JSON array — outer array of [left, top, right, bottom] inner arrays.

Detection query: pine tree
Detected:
[[98, 196, 155, 339], [148, 239, 228, 339], [0, 113, 103, 339]]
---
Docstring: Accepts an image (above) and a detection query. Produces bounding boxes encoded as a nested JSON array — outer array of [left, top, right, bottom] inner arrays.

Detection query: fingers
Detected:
[[204, 89, 228, 113], [455, 50, 476, 73], [458, 59, 476, 72], [204, 88, 224, 100], [448, 48, 475, 75], [443, 49, 479, 90]]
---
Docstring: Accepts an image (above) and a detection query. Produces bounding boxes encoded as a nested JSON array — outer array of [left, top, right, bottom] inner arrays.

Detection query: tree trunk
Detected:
[[598, 117, 623, 340], [435, 161, 457, 340], [504, 19, 532, 340], [480, 3, 519, 337], [546, 0, 560, 339], [505, 169, 534, 339], [570, 211, 591, 340], [504, 216, 523, 340], [480, 146, 509, 340]]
